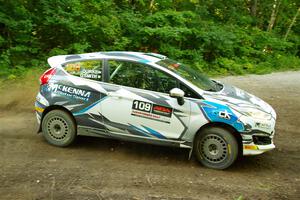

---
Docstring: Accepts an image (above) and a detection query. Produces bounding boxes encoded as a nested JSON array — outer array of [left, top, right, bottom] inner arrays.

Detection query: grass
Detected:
[[0, 67, 46, 112], [0, 67, 45, 91]]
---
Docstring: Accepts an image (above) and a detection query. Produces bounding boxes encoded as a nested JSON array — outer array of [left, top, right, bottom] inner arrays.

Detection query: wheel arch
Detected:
[[38, 105, 77, 133], [194, 122, 243, 157]]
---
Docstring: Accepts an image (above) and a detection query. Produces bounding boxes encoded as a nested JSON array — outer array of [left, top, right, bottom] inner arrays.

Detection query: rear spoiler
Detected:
[[47, 55, 67, 68], [47, 51, 162, 68], [47, 52, 102, 68]]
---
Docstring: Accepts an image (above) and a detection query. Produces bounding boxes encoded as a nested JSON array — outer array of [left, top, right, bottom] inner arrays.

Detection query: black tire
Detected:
[[41, 110, 76, 147], [194, 127, 238, 170]]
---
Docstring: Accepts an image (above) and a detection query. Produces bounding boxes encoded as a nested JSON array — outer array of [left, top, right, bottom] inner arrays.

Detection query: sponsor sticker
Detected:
[[131, 100, 172, 123], [255, 122, 271, 130], [80, 69, 101, 80], [65, 63, 81, 72], [219, 110, 231, 120], [35, 106, 44, 113]]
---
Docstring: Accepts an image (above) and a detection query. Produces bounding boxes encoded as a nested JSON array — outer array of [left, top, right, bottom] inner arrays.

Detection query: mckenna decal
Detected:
[[131, 100, 172, 123], [48, 83, 91, 101]]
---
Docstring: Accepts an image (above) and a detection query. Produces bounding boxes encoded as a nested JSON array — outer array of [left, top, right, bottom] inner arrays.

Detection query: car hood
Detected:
[[202, 83, 276, 118]]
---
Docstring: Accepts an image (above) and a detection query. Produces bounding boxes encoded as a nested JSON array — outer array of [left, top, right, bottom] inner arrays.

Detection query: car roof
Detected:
[[47, 51, 167, 68]]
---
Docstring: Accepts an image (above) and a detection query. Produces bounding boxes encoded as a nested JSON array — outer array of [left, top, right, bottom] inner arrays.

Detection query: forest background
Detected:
[[0, 0, 299, 79]]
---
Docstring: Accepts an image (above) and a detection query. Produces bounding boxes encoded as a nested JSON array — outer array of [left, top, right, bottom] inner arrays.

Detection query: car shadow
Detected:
[[72, 136, 191, 163], [68, 136, 275, 171]]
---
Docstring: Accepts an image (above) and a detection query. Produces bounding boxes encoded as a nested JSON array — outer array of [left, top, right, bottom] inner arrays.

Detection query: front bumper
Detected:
[[242, 131, 275, 155], [243, 143, 275, 155], [238, 109, 276, 156]]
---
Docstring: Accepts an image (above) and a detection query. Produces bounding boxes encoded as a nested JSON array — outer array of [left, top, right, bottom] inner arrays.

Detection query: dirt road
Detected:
[[0, 71, 299, 200]]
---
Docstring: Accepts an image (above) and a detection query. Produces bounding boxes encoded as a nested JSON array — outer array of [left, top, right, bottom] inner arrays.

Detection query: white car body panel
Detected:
[[35, 51, 277, 157]]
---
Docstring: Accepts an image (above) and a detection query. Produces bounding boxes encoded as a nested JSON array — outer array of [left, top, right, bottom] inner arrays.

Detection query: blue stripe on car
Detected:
[[73, 96, 107, 116], [138, 59, 150, 64], [200, 100, 244, 132], [142, 126, 167, 139], [128, 124, 151, 137]]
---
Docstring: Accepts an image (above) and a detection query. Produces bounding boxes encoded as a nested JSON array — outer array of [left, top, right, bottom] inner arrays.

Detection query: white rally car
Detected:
[[35, 52, 276, 169]]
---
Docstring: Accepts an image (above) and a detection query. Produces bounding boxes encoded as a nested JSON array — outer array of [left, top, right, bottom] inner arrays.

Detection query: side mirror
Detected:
[[169, 88, 185, 106]]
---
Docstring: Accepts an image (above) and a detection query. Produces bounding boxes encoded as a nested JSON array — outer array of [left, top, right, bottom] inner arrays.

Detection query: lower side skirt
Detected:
[[77, 125, 192, 149]]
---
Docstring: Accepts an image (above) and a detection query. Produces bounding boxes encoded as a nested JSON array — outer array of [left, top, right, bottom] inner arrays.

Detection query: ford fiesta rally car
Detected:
[[35, 52, 276, 169]]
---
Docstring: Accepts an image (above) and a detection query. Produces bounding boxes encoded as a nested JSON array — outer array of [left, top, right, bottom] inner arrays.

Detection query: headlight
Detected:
[[243, 109, 272, 120], [230, 105, 272, 120]]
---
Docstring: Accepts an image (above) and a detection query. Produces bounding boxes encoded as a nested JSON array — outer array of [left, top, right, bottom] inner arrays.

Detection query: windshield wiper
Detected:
[[210, 80, 223, 92], [216, 82, 223, 90], [205, 88, 217, 92]]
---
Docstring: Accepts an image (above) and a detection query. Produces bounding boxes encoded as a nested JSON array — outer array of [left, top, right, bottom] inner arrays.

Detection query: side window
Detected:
[[64, 60, 102, 81], [151, 67, 177, 93], [108, 60, 177, 94], [109, 60, 145, 89], [180, 83, 200, 99]]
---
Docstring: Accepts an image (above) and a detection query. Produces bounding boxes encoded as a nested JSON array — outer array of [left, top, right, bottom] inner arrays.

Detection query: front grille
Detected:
[[253, 135, 272, 145], [270, 130, 275, 136]]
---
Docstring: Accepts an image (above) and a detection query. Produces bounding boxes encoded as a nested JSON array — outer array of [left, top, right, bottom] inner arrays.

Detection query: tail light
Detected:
[[40, 68, 56, 85]]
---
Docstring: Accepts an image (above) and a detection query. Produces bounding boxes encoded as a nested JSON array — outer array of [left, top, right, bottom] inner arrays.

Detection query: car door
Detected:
[[99, 60, 191, 141]]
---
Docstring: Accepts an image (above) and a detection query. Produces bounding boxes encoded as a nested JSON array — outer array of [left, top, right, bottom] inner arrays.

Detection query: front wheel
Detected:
[[41, 110, 77, 147], [194, 127, 238, 170]]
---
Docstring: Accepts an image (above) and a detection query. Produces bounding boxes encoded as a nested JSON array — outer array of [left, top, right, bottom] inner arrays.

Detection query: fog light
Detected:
[[244, 145, 258, 150]]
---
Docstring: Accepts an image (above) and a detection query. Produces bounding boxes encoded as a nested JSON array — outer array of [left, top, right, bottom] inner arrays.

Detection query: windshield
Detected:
[[156, 59, 222, 92]]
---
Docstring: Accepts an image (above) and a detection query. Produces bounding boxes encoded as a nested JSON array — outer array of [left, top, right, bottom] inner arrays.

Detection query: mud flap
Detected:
[[188, 145, 193, 160], [37, 125, 42, 134]]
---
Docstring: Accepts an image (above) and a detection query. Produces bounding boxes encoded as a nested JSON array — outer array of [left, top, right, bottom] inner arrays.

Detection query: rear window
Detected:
[[64, 60, 102, 81]]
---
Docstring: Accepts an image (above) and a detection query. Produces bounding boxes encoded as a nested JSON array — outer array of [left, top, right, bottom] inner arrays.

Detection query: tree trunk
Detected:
[[267, 0, 281, 32], [250, 0, 258, 17], [284, 6, 300, 40], [149, 0, 155, 14]]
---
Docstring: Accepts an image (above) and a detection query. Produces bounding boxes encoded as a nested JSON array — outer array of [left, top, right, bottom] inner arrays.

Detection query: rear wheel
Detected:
[[194, 127, 238, 169], [41, 110, 76, 147]]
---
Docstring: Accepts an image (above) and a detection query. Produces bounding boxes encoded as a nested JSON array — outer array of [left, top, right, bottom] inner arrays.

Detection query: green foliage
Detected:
[[0, 0, 299, 79]]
